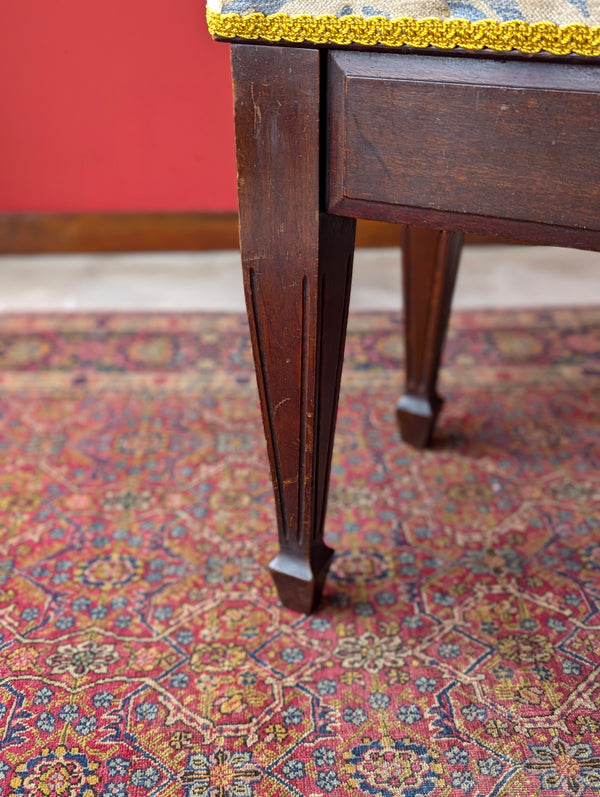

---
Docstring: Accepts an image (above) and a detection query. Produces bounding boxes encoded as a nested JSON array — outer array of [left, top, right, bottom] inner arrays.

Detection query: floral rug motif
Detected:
[[0, 308, 599, 796]]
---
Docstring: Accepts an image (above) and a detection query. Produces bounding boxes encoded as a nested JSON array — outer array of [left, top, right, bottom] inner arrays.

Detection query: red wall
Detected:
[[1, 0, 237, 213]]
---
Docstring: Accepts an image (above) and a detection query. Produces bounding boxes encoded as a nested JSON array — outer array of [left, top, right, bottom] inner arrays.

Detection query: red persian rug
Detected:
[[0, 308, 599, 797]]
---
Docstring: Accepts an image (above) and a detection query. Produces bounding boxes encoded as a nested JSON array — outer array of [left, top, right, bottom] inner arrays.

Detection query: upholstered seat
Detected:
[[207, 0, 600, 55]]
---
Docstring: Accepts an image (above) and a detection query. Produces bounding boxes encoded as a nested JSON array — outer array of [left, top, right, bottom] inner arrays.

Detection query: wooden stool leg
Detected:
[[232, 45, 356, 613], [397, 226, 463, 449]]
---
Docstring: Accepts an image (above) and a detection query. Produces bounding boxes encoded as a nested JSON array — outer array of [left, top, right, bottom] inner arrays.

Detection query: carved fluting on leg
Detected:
[[244, 244, 354, 612], [246, 265, 289, 541], [233, 44, 356, 612], [397, 225, 463, 449]]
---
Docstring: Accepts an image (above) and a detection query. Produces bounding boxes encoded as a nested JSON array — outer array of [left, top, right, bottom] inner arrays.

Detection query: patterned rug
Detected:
[[0, 307, 599, 797]]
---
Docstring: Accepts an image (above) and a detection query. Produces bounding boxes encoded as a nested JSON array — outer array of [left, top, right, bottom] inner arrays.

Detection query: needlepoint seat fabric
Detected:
[[206, 0, 600, 55]]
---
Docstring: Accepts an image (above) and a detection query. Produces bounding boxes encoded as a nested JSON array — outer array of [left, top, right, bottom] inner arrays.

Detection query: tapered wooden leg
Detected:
[[397, 226, 463, 449], [232, 45, 356, 613]]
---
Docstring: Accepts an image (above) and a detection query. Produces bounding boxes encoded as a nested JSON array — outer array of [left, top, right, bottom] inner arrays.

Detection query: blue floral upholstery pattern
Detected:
[[207, 0, 600, 55]]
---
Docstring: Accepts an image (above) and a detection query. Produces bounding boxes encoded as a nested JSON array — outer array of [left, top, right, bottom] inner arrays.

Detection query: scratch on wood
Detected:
[[250, 83, 262, 130], [274, 397, 291, 413]]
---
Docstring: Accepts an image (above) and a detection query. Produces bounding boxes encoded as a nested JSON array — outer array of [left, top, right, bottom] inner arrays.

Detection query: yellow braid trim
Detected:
[[206, 8, 600, 55]]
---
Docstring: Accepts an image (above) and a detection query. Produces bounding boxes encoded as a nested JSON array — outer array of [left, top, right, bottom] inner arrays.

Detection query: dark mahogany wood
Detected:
[[231, 40, 600, 612], [328, 51, 600, 251], [397, 227, 463, 448], [232, 44, 356, 613]]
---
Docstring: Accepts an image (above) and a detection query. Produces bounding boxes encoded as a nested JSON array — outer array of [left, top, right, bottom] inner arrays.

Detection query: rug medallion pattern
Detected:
[[0, 308, 598, 795]]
